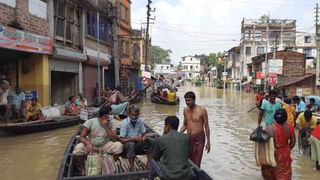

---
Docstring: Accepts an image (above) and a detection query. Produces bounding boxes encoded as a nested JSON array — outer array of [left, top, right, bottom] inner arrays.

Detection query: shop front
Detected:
[[50, 48, 87, 105], [0, 25, 53, 105]]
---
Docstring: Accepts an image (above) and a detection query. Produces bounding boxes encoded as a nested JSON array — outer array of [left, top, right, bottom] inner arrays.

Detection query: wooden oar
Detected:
[[247, 106, 257, 113]]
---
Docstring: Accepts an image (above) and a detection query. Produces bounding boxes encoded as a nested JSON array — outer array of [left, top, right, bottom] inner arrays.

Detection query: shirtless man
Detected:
[[179, 91, 211, 167]]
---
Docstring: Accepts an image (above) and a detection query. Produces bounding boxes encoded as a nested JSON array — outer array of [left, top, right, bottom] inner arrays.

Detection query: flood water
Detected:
[[1, 85, 320, 180]]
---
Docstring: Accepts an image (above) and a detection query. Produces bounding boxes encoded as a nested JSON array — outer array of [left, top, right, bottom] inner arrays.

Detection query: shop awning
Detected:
[[276, 70, 316, 88], [53, 48, 87, 62], [85, 55, 110, 66]]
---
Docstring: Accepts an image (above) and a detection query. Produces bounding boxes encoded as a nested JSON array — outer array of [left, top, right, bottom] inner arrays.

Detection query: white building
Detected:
[[181, 56, 201, 80], [295, 33, 317, 68], [154, 63, 171, 75]]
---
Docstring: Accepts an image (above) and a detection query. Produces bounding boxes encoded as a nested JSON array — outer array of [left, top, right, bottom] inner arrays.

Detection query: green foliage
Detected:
[[207, 52, 223, 66], [151, 45, 172, 64]]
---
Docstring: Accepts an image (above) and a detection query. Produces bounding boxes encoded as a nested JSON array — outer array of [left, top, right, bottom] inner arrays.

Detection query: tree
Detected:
[[150, 45, 172, 64], [207, 52, 223, 67]]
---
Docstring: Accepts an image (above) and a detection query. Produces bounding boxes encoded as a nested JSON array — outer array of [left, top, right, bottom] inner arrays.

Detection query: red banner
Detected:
[[0, 25, 53, 54], [268, 73, 277, 86]]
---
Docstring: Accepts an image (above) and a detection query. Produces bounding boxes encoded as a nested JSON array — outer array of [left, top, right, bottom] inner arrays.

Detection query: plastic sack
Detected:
[[250, 126, 270, 143]]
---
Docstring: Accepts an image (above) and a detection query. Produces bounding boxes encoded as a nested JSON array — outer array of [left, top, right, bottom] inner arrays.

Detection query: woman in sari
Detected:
[[262, 108, 296, 180]]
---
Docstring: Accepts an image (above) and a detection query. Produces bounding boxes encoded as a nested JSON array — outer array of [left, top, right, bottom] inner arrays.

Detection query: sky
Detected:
[[132, 0, 318, 65]]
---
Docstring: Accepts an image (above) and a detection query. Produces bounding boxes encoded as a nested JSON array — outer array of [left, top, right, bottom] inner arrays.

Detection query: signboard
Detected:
[[268, 73, 277, 86], [141, 71, 151, 78], [0, 25, 53, 54], [222, 72, 228, 76], [269, 59, 283, 74], [256, 79, 262, 85], [304, 88, 312, 96], [296, 88, 303, 97], [256, 71, 263, 79], [25, 90, 38, 100], [80, 108, 88, 121]]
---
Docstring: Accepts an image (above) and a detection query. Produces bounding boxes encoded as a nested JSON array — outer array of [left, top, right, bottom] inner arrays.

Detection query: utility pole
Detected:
[[271, 35, 278, 90], [264, 17, 269, 92], [315, 3, 320, 88], [145, 0, 152, 71], [96, 0, 101, 103], [113, 0, 120, 87]]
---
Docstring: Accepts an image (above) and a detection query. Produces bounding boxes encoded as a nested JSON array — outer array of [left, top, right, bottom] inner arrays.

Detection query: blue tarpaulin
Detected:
[[306, 96, 320, 106]]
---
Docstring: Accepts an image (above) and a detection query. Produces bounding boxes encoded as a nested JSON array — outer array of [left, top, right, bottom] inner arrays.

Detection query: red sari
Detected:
[[262, 123, 295, 180]]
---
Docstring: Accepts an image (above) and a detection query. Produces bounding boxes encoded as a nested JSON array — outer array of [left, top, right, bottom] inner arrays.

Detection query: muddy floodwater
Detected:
[[1, 86, 319, 180]]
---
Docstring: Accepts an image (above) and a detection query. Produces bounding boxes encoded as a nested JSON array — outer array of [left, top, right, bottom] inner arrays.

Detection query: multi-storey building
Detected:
[[0, 0, 53, 105], [180, 56, 201, 80], [295, 32, 317, 68], [240, 17, 296, 80]]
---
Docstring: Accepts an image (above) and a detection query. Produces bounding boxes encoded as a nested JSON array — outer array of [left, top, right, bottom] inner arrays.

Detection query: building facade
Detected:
[[181, 56, 201, 80], [240, 18, 296, 81], [0, 0, 52, 105], [154, 63, 171, 75], [295, 33, 317, 69]]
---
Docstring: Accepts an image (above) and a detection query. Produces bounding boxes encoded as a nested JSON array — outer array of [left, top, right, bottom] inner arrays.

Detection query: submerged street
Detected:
[[0, 85, 319, 180]]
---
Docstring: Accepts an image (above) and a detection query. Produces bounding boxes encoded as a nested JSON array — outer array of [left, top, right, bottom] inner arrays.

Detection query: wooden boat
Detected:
[[0, 116, 86, 134], [150, 92, 180, 105], [57, 124, 212, 180], [129, 93, 144, 104]]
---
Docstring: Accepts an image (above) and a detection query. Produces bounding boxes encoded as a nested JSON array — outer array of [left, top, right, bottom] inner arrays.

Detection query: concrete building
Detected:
[[295, 32, 317, 69], [225, 46, 241, 80], [240, 17, 296, 81], [154, 63, 171, 75], [180, 56, 201, 80], [0, 0, 52, 105]]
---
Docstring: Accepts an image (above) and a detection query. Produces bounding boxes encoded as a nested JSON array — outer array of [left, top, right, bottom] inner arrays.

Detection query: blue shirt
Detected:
[[120, 117, 146, 138], [296, 101, 306, 113], [9, 91, 25, 107], [261, 100, 282, 126]]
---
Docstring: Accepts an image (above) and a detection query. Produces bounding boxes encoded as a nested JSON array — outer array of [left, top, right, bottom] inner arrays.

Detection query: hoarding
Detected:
[[0, 25, 53, 54], [269, 59, 283, 74]]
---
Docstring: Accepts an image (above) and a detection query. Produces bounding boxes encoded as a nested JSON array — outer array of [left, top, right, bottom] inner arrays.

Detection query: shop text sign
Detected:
[[0, 25, 53, 54]]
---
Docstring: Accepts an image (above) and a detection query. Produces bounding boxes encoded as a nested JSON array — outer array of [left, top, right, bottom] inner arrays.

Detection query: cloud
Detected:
[[132, 0, 317, 65]]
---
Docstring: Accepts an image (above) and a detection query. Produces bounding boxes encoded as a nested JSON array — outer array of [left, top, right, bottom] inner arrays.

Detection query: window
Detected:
[[125, 7, 129, 21], [196, 66, 198, 69], [29, 0, 47, 19], [161, 66, 163, 69], [87, 11, 113, 43], [121, 40, 129, 55], [54, 2, 81, 46], [167, 66, 169, 69], [304, 36, 311, 43], [190, 65, 193, 70], [245, 47, 251, 56], [257, 47, 265, 55], [190, 58, 193, 61], [304, 48, 312, 58]]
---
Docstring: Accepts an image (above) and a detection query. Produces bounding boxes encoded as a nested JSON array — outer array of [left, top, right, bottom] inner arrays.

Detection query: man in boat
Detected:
[[26, 98, 42, 121], [8, 86, 26, 120], [119, 105, 155, 171], [0, 80, 10, 122], [64, 96, 81, 116], [76, 94, 87, 108], [108, 85, 129, 115], [167, 88, 176, 103], [179, 91, 211, 168], [73, 105, 123, 175], [151, 116, 196, 180], [307, 98, 319, 112]]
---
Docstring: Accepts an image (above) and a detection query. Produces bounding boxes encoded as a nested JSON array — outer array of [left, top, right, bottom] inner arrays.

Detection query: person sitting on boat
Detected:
[[119, 105, 155, 171], [0, 80, 10, 122], [107, 86, 130, 116], [151, 116, 196, 180], [26, 98, 42, 121], [73, 105, 123, 175], [167, 88, 176, 103], [76, 94, 87, 108], [307, 98, 319, 113], [64, 96, 81, 116], [309, 118, 320, 170]]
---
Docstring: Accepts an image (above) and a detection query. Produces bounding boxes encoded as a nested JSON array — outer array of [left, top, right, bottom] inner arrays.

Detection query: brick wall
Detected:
[[0, 0, 49, 36]]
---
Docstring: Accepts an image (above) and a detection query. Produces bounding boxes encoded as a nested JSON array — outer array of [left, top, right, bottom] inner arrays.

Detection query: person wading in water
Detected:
[[179, 91, 211, 167]]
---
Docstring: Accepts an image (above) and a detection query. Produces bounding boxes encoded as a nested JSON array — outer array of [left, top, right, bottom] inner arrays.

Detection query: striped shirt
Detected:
[[120, 117, 146, 138]]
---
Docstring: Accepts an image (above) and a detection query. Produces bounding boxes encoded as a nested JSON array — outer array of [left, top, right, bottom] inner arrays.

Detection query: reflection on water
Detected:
[[0, 86, 319, 180]]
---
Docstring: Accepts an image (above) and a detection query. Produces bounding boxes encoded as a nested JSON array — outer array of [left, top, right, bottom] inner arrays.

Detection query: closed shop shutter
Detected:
[[50, 59, 79, 73], [83, 64, 99, 105]]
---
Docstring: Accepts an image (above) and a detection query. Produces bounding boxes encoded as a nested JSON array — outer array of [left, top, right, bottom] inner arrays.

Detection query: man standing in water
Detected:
[[179, 91, 211, 167]]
